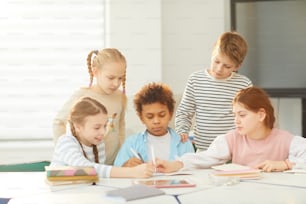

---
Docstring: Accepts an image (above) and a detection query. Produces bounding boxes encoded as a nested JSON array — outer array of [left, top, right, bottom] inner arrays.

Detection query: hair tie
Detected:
[[91, 50, 99, 65]]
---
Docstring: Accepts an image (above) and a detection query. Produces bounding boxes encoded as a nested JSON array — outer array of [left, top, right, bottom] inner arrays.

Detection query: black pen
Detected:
[[130, 147, 144, 163], [136, 152, 145, 163]]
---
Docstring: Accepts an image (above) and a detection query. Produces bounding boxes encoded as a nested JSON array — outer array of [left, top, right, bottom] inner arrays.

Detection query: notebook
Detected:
[[106, 184, 165, 201], [211, 163, 261, 179]]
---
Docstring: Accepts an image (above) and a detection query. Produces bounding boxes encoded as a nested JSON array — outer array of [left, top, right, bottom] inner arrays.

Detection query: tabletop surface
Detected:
[[1, 169, 306, 204]]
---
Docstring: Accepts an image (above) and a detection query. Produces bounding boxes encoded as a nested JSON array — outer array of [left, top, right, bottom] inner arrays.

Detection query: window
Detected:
[[0, 0, 105, 140]]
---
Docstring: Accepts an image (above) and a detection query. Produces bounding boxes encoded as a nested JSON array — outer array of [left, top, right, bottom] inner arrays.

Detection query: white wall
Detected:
[[105, 0, 162, 95], [162, 0, 228, 94], [105, 0, 229, 95]]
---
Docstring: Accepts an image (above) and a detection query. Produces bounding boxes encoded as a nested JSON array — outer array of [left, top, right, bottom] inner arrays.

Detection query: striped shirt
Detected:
[[175, 69, 252, 151], [51, 135, 112, 178]]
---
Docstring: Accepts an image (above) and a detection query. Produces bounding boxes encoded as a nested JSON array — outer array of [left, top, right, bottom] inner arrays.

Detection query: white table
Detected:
[[1, 170, 306, 204]]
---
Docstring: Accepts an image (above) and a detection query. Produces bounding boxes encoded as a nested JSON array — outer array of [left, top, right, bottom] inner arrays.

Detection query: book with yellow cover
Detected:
[[46, 175, 98, 181], [45, 178, 95, 186]]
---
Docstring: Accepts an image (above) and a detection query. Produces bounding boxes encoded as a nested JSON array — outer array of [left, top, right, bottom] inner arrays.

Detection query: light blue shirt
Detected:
[[114, 128, 195, 166]]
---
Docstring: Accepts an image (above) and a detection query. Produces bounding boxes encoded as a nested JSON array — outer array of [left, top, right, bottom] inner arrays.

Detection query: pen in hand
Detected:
[[150, 145, 157, 172], [130, 147, 144, 163], [136, 152, 144, 163]]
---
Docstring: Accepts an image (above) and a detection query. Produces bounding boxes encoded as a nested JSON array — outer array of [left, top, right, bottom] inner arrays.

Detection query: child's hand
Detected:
[[180, 133, 189, 143], [156, 159, 169, 173], [133, 163, 154, 178], [122, 158, 143, 167], [256, 160, 288, 172], [156, 158, 183, 173]]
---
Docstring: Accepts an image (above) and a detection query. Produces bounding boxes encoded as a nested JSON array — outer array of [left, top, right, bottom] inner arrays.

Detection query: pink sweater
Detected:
[[226, 128, 293, 167]]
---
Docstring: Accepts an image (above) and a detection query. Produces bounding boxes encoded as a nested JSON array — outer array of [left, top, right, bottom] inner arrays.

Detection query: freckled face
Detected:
[[139, 102, 172, 136]]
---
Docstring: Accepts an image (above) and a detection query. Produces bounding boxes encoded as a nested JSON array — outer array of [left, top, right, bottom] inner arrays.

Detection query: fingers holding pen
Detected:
[[123, 157, 143, 167]]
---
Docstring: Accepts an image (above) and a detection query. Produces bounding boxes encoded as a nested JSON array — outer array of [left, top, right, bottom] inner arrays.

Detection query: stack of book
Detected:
[[45, 166, 98, 186]]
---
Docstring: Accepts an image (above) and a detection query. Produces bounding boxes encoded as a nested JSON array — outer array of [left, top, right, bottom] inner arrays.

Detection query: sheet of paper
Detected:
[[284, 169, 306, 174]]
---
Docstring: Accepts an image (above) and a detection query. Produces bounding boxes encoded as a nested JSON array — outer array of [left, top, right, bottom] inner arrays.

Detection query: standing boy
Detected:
[[176, 31, 252, 151]]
